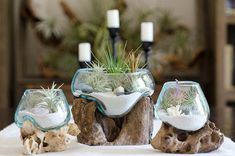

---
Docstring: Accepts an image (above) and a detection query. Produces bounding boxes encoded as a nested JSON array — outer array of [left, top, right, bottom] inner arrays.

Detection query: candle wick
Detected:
[[175, 79, 179, 97], [175, 79, 179, 84]]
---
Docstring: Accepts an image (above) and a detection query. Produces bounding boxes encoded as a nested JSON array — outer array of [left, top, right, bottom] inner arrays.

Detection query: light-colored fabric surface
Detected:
[[0, 120, 235, 156]]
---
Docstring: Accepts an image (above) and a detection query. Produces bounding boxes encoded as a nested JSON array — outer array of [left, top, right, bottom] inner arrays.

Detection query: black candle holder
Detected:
[[142, 41, 153, 68], [79, 61, 90, 68], [108, 28, 119, 62]]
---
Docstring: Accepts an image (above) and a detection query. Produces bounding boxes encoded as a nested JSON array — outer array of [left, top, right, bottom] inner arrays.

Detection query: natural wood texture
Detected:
[[226, 15, 235, 25], [215, 0, 225, 114], [72, 97, 154, 145], [20, 121, 80, 155], [213, 0, 231, 132], [151, 121, 224, 154]]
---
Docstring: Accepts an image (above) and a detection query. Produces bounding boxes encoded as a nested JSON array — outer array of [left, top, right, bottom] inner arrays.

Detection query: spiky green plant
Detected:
[[38, 82, 64, 113], [103, 49, 130, 73], [90, 41, 145, 73], [80, 43, 145, 92], [125, 46, 143, 73]]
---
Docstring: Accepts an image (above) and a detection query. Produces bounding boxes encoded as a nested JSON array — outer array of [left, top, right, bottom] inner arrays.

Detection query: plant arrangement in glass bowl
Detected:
[[155, 80, 210, 131], [14, 83, 81, 155], [151, 80, 224, 154], [15, 82, 71, 131], [71, 46, 155, 117]]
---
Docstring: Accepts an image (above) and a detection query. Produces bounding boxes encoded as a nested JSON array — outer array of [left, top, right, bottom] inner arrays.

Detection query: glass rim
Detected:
[[14, 89, 70, 131], [75, 68, 150, 75], [163, 81, 200, 87], [24, 89, 63, 92]]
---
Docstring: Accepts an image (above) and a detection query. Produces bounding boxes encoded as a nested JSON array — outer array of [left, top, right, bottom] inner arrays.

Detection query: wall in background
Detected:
[[17, 0, 197, 77], [0, 0, 11, 109], [126, 0, 196, 30], [69, 0, 196, 29]]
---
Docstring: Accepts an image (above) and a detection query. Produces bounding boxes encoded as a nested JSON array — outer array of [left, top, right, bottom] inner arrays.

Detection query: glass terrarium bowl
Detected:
[[155, 81, 210, 131], [71, 68, 155, 117], [15, 89, 71, 131]]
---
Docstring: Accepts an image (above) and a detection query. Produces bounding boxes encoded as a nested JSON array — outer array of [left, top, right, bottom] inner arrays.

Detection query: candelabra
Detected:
[[142, 41, 153, 68], [79, 61, 90, 68], [108, 28, 119, 62]]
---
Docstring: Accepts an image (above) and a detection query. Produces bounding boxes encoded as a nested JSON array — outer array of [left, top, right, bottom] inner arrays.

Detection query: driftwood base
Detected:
[[72, 97, 154, 145], [151, 121, 224, 153], [20, 121, 80, 155]]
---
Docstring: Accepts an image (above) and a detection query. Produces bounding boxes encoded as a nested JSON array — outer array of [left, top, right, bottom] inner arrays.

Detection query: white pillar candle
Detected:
[[78, 43, 91, 62], [141, 22, 154, 42], [107, 9, 120, 28]]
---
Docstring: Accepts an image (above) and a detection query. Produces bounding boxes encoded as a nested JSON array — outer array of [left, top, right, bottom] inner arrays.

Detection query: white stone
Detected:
[[113, 86, 124, 96]]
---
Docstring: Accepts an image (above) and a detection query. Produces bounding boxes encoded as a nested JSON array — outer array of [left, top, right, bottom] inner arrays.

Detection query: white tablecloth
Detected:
[[0, 120, 235, 156]]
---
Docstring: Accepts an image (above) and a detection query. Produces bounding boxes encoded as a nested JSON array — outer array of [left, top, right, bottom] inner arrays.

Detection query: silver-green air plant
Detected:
[[161, 86, 198, 111], [38, 82, 64, 113], [80, 44, 144, 92], [84, 62, 111, 92], [36, 17, 66, 39]]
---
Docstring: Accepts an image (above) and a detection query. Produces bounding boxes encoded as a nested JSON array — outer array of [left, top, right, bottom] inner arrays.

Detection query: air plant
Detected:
[[81, 61, 110, 92], [37, 82, 64, 113], [36, 17, 68, 39], [170, 29, 191, 56], [80, 44, 145, 92], [157, 9, 178, 34], [125, 47, 143, 73], [103, 49, 129, 73], [90, 43, 143, 74], [23, 82, 64, 113], [161, 86, 197, 111]]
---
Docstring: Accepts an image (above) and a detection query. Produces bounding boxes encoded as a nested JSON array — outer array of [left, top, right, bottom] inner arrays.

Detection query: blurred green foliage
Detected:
[[40, 0, 203, 79]]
